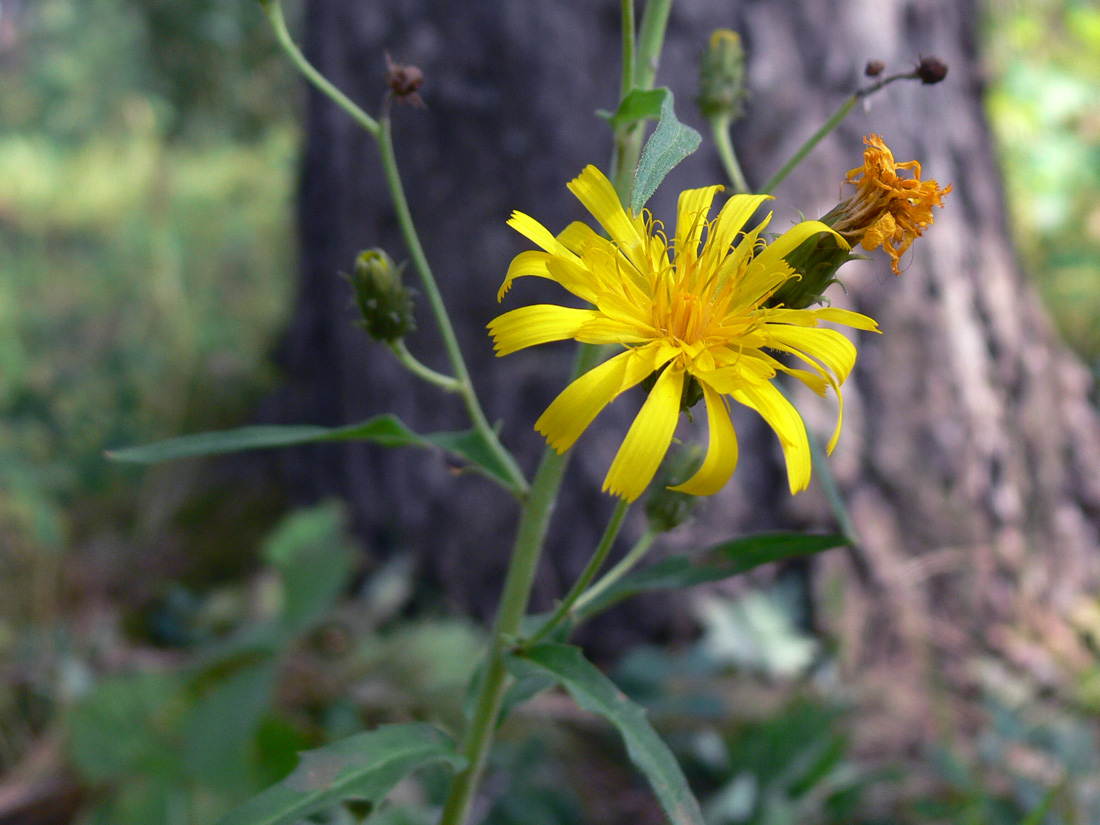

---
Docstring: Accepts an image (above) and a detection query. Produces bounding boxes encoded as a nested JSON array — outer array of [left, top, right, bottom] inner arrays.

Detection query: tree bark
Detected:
[[269, 0, 1100, 744]]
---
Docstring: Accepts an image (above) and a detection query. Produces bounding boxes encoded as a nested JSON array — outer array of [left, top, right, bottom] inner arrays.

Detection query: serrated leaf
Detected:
[[216, 723, 465, 825], [578, 533, 848, 618], [598, 87, 669, 129], [106, 414, 519, 491], [514, 643, 705, 825], [631, 91, 702, 214]]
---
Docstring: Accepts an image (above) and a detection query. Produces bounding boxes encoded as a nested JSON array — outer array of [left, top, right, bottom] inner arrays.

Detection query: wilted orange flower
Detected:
[[832, 134, 951, 275]]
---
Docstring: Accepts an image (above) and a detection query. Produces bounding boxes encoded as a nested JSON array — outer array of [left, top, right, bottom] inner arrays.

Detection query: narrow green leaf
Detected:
[[631, 91, 702, 214], [579, 533, 848, 618], [216, 723, 465, 825], [514, 643, 705, 825], [106, 415, 518, 491], [597, 87, 669, 129]]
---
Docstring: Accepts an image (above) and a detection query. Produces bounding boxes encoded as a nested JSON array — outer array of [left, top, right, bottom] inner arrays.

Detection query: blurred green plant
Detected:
[[0, 105, 296, 554], [983, 0, 1100, 368]]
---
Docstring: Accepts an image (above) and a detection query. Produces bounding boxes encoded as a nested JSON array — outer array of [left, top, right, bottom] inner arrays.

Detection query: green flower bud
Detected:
[[697, 29, 748, 123], [768, 227, 857, 310], [344, 249, 415, 342], [645, 446, 704, 533]]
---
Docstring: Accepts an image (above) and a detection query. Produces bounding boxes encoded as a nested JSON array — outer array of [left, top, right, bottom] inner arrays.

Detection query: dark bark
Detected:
[[268, 0, 1100, 736]]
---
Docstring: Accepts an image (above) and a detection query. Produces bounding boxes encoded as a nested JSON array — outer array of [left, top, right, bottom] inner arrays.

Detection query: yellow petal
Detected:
[[497, 250, 551, 301], [674, 185, 723, 268], [731, 381, 812, 494], [487, 305, 597, 356], [544, 256, 601, 304], [703, 194, 772, 270], [507, 211, 577, 259], [765, 325, 857, 383], [575, 318, 653, 345], [557, 220, 596, 254], [535, 346, 662, 452], [746, 220, 847, 278], [808, 307, 880, 332], [669, 382, 738, 496], [566, 165, 648, 270], [603, 365, 684, 501]]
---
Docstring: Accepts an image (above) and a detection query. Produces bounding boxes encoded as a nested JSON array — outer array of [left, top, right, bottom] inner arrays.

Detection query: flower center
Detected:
[[666, 290, 706, 343]]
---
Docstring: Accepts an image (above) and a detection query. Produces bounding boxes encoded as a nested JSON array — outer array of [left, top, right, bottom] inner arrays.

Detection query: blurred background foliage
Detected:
[[983, 0, 1100, 368], [0, 0, 1098, 823]]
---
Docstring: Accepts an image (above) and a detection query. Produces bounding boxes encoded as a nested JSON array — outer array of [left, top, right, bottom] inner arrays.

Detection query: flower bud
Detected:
[[345, 249, 416, 342], [769, 231, 856, 310], [645, 447, 704, 532], [864, 59, 885, 78], [697, 29, 748, 123], [916, 55, 948, 85]]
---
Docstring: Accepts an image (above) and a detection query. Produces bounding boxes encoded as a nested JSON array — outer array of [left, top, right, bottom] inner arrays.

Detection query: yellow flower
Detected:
[[488, 165, 879, 501], [834, 134, 952, 275]]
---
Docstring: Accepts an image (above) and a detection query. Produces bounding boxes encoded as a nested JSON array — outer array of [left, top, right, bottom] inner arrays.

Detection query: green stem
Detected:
[[573, 527, 657, 617], [760, 72, 918, 194], [261, 0, 379, 139], [377, 118, 527, 495], [441, 0, 675, 817], [619, 0, 635, 101], [390, 341, 462, 393], [760, 97, 856, 195], [711, 117, 750, 194], [634, 0, 673, 90], [610, 0, 672, 205], [523, 498, 631, 647], [438, 447, 569, 825]]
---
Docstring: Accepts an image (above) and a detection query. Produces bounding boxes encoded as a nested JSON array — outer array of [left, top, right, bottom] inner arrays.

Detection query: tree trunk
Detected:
[[269, 0, 1100, 744]]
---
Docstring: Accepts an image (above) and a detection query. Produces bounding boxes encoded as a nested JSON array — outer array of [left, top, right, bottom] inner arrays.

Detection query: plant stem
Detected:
[[390, 341, 462, 393], [611, 0, 672, 205], [261, 0, 379, 139], [619, 0, 635, 101], [523, 499, 631, 647], [441, 0, 674, 817], [711, 117, 750, 194], [634, 0, 673, 90], [760, 72, 917, 194], [439, 451, 568, 825], [573, 527, 657, 617], [375, 119, 528, 495]]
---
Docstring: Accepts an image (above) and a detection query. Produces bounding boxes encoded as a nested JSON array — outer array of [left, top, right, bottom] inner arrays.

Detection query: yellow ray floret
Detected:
[[489, 164, 880, 501]]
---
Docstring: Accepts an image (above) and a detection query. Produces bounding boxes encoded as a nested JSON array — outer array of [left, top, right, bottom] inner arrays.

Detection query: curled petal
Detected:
[[731, 380, 811, 494], [670, 382, 738, 496]]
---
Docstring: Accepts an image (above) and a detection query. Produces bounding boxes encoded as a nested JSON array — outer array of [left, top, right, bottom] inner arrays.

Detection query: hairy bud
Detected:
[[345, 249, 416, 342], [697, 29, 748, 123], [645, 447, 704, 533]]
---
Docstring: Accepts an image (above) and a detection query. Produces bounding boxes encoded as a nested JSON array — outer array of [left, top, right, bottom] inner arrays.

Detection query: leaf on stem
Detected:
[[512, 643, 705, 825], [578, 532, 849, 618], [598, 87, 669, 129], [106, 415, 520, 492], [631, 91, 702, 214], [216, 723, 465, 825]]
